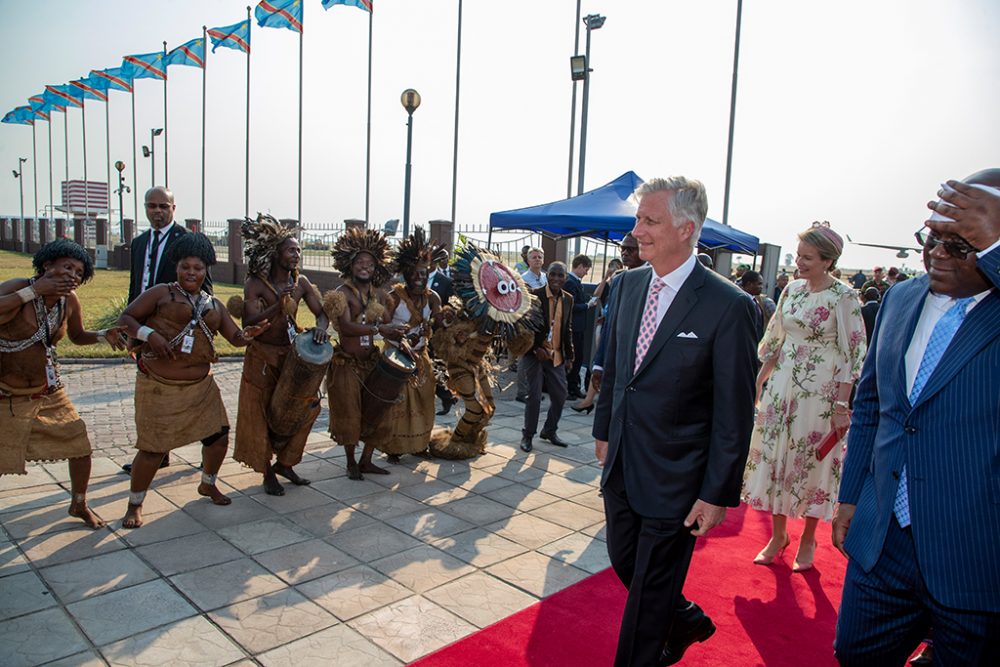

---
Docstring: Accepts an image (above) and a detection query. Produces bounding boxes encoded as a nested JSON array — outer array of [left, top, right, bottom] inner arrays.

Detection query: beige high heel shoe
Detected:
[[792, 540, 817, 572], [753, 535, 791, 565]]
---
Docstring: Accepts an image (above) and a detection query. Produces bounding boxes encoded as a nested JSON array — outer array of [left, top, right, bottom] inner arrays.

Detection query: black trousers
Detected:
[[521, 354, 567, 437], [604, 460, 700, 667], [568, 329, 586, 394]]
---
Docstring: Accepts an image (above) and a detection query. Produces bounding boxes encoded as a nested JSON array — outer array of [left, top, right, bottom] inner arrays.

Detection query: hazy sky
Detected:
[[1, 0, 998, 271]]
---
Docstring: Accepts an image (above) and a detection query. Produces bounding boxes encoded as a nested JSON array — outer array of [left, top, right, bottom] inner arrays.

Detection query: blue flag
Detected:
[[91, 67, 134, 93], [256, 0, 303, 33], [208, 20, 251, 53], [122, 51, 166, 80], [165, 37, 206, 68], [2, 106, 35, 125], [44, 84, 84, 108], [322, 0, 372, 12], [29, 93, 63, 115], [70, 76, 109, 102]]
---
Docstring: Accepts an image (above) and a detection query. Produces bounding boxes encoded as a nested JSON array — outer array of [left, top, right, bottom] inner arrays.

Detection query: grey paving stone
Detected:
[[258, 623, 401, 667], [39, 549, 158, 604], [134, 531, 245, 577], [347, 595, 477, 663], [254, 538, 359, 585], [0, 607, 90, 667], [209, 588, 337, 654], [170, 557, 285, 612], [218, 517, 313, 556], [325, 522, 424, 561], [296, 565, 411, 621], [424, 572, 538, 628], [67, 578, 196, 645], [99, 615, 245, 666], [0, 569, 56, 620], [371, 544, 475, 593]]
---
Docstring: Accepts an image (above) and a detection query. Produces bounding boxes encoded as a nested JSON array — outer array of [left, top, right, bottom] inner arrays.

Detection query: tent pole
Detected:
[[487, 223, 493, 249]]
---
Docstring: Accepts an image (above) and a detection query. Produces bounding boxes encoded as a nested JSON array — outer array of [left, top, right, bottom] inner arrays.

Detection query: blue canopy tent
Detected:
[[488, 171, 759, 254]]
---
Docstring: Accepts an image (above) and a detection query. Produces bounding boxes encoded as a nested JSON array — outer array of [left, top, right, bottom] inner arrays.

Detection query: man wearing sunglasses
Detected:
[[123, 186, 213, 473], [833, 169, 1000, 666]]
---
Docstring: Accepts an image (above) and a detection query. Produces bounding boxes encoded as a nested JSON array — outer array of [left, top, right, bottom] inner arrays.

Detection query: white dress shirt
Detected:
[[644, 254, 697, 329], [522, 269, 547, 289], [141, 221, 175, 292]]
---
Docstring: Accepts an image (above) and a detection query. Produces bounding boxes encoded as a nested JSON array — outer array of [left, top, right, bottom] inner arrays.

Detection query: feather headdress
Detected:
[[392, 226, 448, 276], [241, 213, 299, 281], [331, 227, 392, 287]]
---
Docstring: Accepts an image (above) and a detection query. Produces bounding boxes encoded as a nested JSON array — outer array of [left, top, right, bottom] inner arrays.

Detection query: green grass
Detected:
[[0, 250, 317, 358]]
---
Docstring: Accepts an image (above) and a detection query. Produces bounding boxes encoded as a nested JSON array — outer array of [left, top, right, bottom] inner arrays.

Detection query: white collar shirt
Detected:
[[645, 253, 697, 329], [141, 221, 175, 292]]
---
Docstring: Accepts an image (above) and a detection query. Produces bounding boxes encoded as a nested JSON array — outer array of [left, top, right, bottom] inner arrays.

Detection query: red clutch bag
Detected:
[[816, 427, 848, 461]]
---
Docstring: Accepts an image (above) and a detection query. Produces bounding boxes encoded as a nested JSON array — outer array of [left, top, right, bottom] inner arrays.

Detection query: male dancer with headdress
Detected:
[[232, 215, 330, 495], [375, 228, 446, 462], [117, 233, 269, 528], [1, 240, 127, 528], [323, 228, 406, 480]]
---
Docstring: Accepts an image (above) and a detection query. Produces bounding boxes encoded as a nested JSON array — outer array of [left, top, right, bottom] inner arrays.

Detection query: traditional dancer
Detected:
[[231, 215, 330, 495], [117, 233, 269, 528], [322, 228, 406, 480], [0, 240, 127, 528], [429, 241, 540, 459], [375, 228, 447, 462]]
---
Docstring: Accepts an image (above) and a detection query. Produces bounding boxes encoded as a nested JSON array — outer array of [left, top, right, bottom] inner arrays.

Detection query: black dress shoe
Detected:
[[660, 614, 716, 666], [121, 454, 170, 474], [539, 432, 569, 447], [519, 435, 533, 452], [436, 396, 457, 416], [515, 395, 527, 404]]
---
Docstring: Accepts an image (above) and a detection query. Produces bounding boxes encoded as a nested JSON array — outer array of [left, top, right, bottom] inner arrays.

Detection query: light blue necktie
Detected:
[[894, 297, 975, 527]]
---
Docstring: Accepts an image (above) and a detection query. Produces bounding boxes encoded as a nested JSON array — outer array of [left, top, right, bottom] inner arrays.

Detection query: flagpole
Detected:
[[450, 0, 463, 229], [297, 7, 304, 226], [81, 98, 89, 225], [131, 88, 138, 222], [364, 9, 372, 224], [202, 26, 207, 224], [245, 6, 252, 219], [31, 122, 38, 221], [722, 0, 743, 227], [47, 117, 53, 223], [63, 111, 69, 194], [105, 95, 112, 224], [163, 40, 169, 187]]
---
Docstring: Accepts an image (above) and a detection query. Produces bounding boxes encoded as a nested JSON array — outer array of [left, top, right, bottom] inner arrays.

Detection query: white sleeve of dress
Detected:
[[833, 289, 867, 383]]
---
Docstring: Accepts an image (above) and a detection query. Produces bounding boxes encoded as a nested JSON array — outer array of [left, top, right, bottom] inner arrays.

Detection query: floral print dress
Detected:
[[742, 279, 866, 520]]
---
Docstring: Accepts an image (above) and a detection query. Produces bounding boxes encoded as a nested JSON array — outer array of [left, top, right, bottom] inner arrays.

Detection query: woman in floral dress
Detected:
[[742, 223, 866, 572]]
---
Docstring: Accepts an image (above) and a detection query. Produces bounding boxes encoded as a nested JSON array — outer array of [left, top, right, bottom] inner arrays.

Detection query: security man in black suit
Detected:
[[428, 254, 456, 414]]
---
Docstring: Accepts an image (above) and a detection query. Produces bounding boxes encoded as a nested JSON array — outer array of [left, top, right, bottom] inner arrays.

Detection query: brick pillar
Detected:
[[72, 217, 86, 246], [123, 219, 136, 244], [55, 218, 66, 240], [38, 219, 49, 245], [344, 218, 366, 234], [12, 218, 22, 243], [24, 219, 34, 250], [184, 218, 200, 233], [95, 218, 109, 246], [0, 218, 7, 244], [428, 219, 453, 248], [227, 219, 244, 265], [540, 236, 571, 269]]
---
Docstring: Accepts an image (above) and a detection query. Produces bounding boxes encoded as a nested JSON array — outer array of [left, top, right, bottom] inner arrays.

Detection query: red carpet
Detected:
[[412, 505, 845, 666]]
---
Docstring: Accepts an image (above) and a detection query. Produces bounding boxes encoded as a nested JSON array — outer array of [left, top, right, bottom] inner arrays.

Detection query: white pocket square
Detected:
[[677, 331, 698, 338]]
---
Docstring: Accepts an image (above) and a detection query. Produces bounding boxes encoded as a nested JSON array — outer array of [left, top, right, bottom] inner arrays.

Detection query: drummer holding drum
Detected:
[[232, 216, 330, 496]]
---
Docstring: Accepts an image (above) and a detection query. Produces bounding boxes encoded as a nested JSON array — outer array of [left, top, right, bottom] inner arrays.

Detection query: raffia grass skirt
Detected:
[[134, 369, 229, 453], [0, 382, 90, 475]]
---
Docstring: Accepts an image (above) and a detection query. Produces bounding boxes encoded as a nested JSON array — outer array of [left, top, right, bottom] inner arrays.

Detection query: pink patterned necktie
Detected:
[[634, 279, 666, 372]]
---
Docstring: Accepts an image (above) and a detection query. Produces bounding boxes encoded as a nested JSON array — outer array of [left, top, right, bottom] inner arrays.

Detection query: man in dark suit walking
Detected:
[[594, 177, 758, 666], [128, 186, 212, 304], [520, 262, 574, 453], [859, 286, 880, 345], [833, 170, 1000, 666], [123, 186, 211, 472], [564, 254, 592, 399], [428, 255, 456, 414]]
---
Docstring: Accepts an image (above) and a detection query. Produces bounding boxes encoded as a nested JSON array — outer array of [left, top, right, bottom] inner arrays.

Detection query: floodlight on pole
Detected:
[[400, 89, 421, 239], [577, 13, 606, 197], [114, 160, 130, 240]]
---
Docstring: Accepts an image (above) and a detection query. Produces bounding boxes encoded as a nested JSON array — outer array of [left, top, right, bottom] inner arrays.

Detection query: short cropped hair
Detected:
[[571, 254, 592, 269], [547, 261, 567, 275], [636, 176, 708, 250], [33, 239, 95, 284]]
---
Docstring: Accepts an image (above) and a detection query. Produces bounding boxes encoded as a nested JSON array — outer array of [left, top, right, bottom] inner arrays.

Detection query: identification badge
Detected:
[[181, 334, 195, 354], [360, 335, 371, 347], [288, 324, 297, 343], [45, 362, 59, 388]]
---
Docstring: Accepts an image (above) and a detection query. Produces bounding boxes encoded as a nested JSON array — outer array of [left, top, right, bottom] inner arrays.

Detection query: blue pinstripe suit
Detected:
[[835, 247, 1000, 664]]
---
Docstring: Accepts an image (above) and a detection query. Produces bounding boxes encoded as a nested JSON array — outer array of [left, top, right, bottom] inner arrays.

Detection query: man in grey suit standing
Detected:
[[593, 177, 758, 666], [833, 170, 1000, 665]]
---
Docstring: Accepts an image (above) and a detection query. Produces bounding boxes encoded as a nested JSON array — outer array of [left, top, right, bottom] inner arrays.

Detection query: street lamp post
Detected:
[[142, 128, 163, 187], [577, 13, 606, 197], [114, 160, 131, 241], [400, 89, 421, 240], [13, 157, 27, 252]]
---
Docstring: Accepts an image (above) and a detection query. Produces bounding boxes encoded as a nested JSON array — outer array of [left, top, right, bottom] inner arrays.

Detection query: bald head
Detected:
[[144, 186, 175, 230]]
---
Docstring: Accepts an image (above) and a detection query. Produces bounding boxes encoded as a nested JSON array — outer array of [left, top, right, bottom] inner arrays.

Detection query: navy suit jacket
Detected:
[[592, 262, 759, 518], [564, 273, 589, 333], [127, 224, 213, 303], [840, 248, 1000, 612], [429, 271, 453, 305]]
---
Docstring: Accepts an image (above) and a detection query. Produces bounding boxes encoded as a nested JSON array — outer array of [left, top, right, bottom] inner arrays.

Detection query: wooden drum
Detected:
[[360, 345, 416, 436], [267, 333, 333, 450]]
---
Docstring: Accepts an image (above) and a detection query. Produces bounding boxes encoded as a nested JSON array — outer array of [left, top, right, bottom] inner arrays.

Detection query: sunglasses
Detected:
[[913, 229, 976, 260]]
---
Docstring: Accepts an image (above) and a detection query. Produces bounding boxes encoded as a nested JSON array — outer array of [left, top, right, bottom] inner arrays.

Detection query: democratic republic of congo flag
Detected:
[[165, 37, 206, 68], [43, 84, 84, 108], [70, 75, 109, 102], [208, 19, 251, 53], [256, 0, 303, 33], [122, 51, 166, 80], [91, 67, 133, 93], [322, 0, 372, 12], [2, 106, 35, 125]]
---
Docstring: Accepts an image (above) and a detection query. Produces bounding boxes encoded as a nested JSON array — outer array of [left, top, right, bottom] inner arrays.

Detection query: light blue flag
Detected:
[[256, 0, 303, 33], [122, 51, 166, 80], [2, 106, 35, 125], [165, 37, 206, 68], [322, 0, 372, 12], [91, 67, 133, 93], [43, 84, 84, 108], [70, 76, 109, 102], [208, 20, 251, 53]]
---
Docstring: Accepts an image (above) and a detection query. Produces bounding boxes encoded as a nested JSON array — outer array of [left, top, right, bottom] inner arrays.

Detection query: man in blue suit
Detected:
[[833, 170, 1000, 666]]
